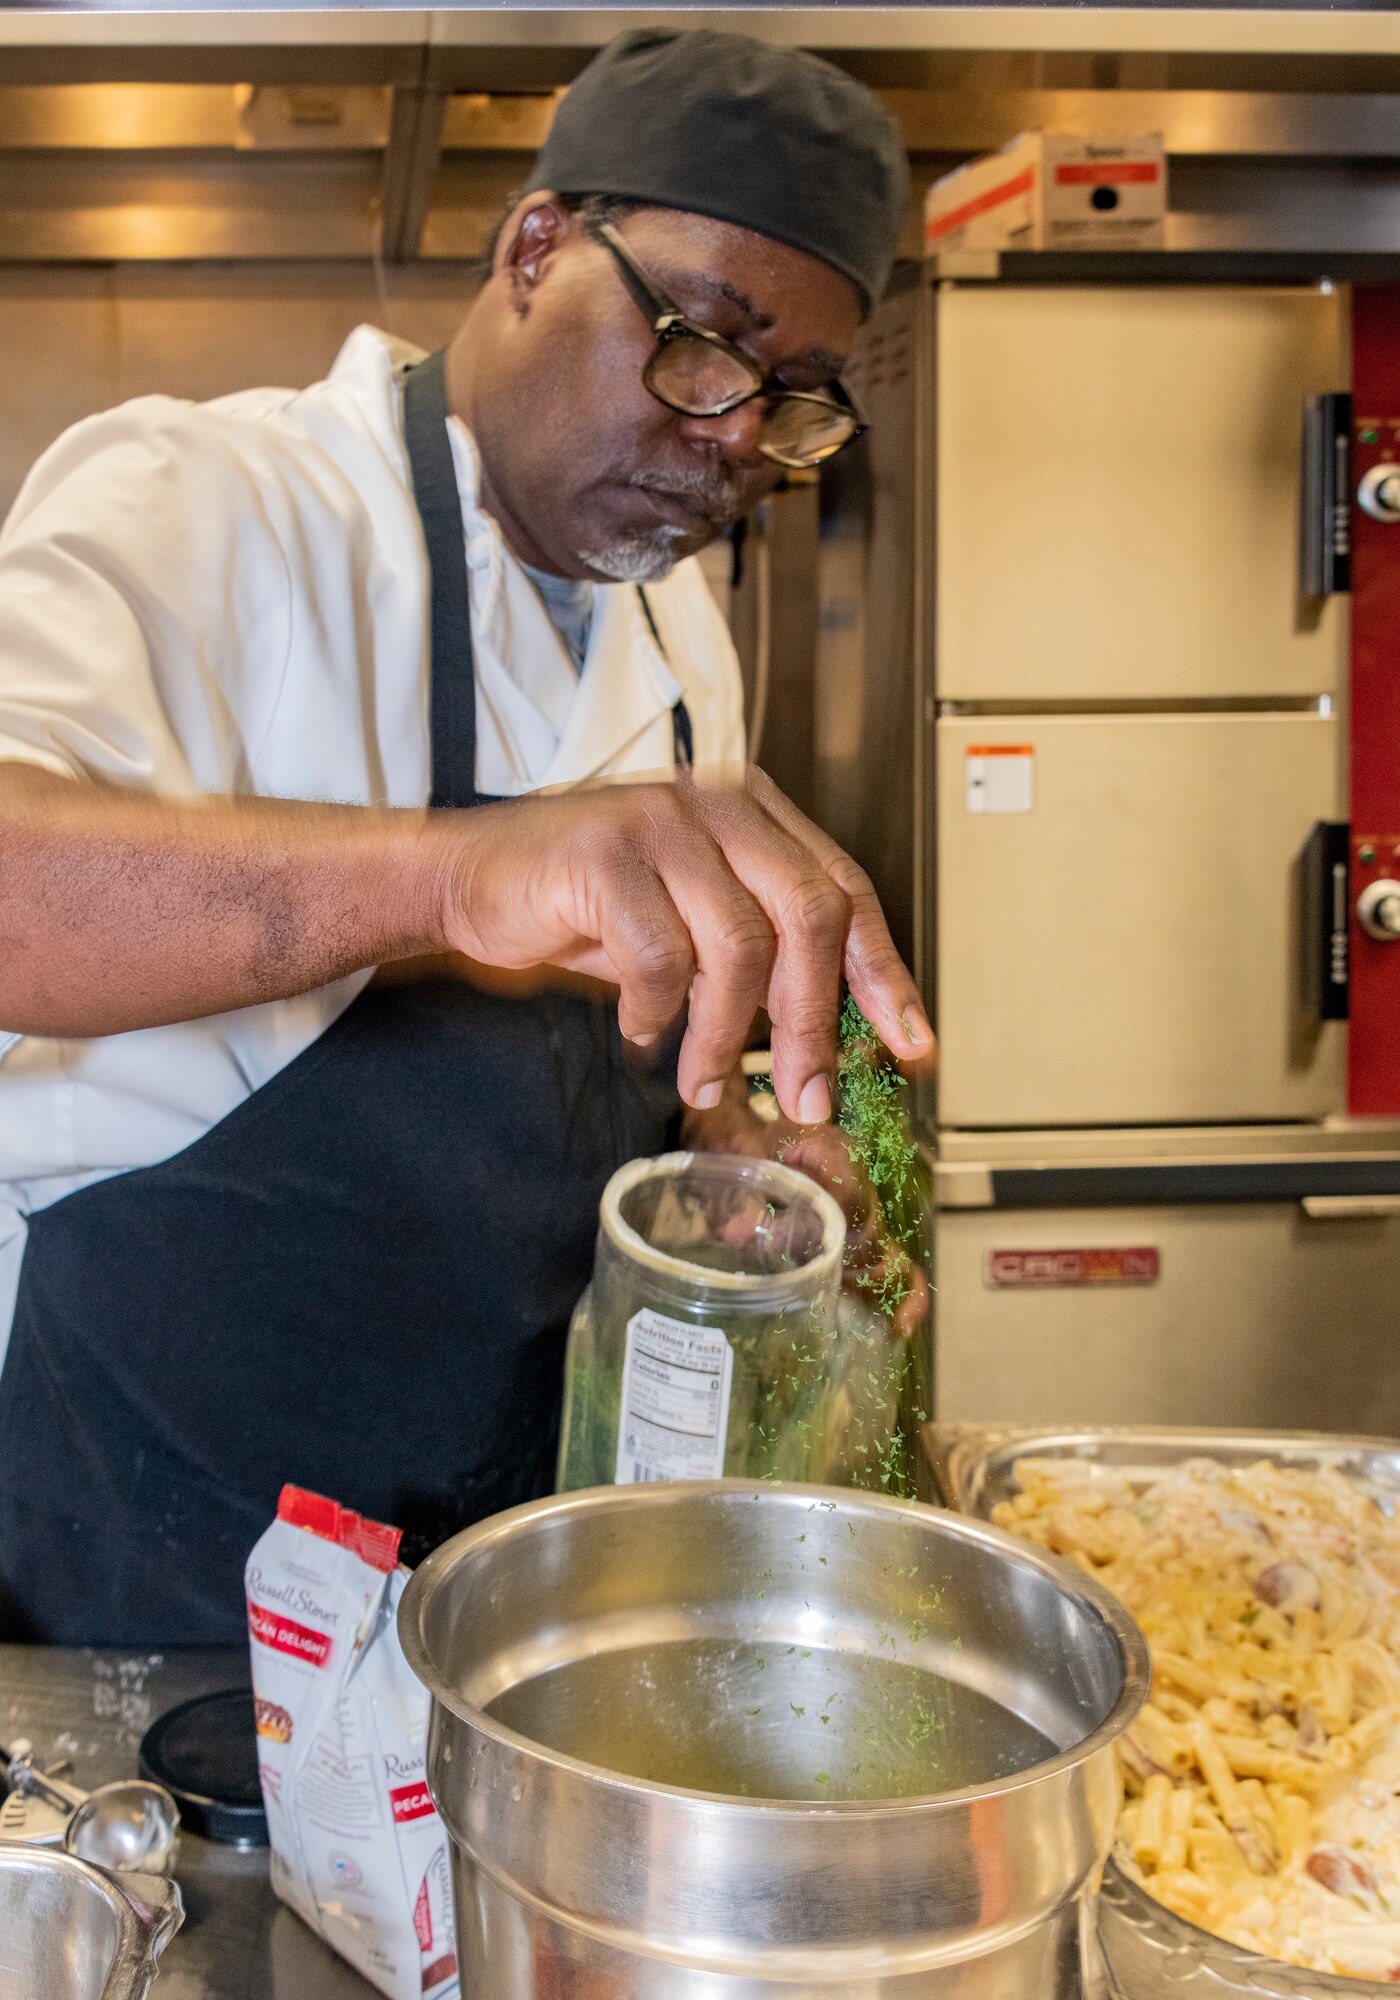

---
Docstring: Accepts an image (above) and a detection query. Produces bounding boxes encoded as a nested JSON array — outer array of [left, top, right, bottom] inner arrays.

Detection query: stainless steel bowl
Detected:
[[400, 1480, 1149, 1996], [0, 1845, 183, 2000], [1098, 1865, 1400, 1999]]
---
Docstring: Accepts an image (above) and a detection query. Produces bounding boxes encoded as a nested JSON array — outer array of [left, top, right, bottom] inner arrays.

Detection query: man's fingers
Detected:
[[894, 1262, 931, 1341], [653, 825, 776, 1110], [475, 772, 927, 1116], [588, 849, 696, 1048], [827, 850, 932, 1063], [779, 1129, 878, 1239], [745, 769, 933, 1064], [686, 782, 847, 1122], [762, 871, 847, 1123]]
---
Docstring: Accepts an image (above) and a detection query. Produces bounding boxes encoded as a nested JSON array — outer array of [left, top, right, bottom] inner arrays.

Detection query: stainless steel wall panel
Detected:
[[888, 89, 1400, 161], [0, 152, 386, 261], [414, 151, 535, 260], [1168, 156, 1400, 253], [0, 264, 475, 520], [815, 275, 930, 980]]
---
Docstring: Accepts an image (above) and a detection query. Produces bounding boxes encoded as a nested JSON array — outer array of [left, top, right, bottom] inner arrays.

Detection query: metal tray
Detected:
[[925, 1422, 1400, 2000]]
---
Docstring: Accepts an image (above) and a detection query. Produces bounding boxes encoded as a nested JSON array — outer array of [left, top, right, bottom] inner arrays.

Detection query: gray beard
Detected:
[[576, 524, 689, 584], [578, 467, 741, 583]]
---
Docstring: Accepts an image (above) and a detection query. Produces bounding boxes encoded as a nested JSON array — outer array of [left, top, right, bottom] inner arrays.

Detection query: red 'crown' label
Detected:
[[276, 1485, 403, 1574], [248, 1601, 333, 1667]]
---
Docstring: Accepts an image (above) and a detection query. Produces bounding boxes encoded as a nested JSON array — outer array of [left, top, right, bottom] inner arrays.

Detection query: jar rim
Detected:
[[600, 1151, 847, 1294]]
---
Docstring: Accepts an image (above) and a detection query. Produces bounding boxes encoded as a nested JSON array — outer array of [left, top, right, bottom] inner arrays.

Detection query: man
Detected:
[[0, 28, 929, 1645]]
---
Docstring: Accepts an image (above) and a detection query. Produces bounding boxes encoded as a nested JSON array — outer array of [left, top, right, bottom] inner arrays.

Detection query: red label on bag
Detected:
[[987, 1247, 1160, 1288], [248, 1601, 333, 1667], [391, 1780, 436, 1825]]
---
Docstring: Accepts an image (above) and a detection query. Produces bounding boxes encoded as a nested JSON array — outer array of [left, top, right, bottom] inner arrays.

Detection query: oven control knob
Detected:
[[1358, 879, 1400, 940], [1358, 465, 1400, 522]]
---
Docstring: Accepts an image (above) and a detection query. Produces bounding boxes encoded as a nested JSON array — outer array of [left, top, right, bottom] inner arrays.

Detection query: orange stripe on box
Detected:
[[967, 745, 1034, 757], [925, 167, 1036, 242], [1054, 161, 1160, 186]]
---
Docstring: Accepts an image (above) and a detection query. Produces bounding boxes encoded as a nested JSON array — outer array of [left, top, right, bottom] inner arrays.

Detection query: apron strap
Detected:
[[636, 586, 695, 769], [403, 350, 479, 810], [405, 351, 697, 798]]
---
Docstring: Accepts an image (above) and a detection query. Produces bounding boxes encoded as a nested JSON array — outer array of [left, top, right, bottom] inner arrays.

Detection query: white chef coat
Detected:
[[0, 324, 746, 1367]]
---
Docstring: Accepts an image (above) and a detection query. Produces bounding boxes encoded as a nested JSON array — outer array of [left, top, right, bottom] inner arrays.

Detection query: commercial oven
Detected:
[[819, 265, 1400, 1433]]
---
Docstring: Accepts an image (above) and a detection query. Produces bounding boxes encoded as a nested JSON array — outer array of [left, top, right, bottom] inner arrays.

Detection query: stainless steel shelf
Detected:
[[933, 248, 1400, 284]]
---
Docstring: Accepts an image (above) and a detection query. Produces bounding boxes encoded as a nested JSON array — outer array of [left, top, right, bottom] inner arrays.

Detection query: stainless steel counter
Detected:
[[0, 1645, 377, 2000]]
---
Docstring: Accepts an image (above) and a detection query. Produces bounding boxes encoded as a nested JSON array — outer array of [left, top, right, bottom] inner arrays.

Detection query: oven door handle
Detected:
[[1301, 1193, 1400, 1219]]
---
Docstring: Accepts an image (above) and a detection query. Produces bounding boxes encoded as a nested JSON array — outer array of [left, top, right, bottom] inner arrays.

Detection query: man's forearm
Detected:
[[0, 764, 450, 1037], [0, 755, 933, 1124]]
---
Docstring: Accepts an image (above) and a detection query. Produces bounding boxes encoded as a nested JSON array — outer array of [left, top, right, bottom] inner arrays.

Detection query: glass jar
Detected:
[[557, 1151, 913, 1492]]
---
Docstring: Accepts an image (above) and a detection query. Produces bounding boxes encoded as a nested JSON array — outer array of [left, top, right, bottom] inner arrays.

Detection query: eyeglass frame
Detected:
[[587, 218, 867, 469]]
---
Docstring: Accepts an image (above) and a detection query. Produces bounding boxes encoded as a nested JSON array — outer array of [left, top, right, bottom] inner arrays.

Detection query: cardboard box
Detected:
[[924, 132, 1167, 255]]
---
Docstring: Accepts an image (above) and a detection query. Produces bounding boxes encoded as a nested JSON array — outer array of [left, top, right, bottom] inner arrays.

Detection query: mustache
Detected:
[[627, 466, 743, 522]]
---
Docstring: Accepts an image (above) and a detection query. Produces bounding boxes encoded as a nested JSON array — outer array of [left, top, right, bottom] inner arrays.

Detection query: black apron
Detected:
[[0, 350, 687, 1646]]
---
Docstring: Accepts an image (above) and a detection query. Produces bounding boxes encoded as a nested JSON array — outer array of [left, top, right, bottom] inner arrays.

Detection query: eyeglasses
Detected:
[[589, 220, 866, 470]]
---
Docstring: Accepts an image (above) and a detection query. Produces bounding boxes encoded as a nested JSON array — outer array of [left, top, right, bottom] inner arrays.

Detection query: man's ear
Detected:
[[496, 195, 572, 307]]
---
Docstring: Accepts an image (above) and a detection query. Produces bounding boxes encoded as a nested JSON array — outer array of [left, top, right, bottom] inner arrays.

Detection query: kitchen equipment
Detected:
[[822, 267, 1400, 1430], [558, 1152, 913, 1490], [926, 1183, 1400, 1428], [924, 1420, 1400, 1520], [3, 1741, 179, 1876], [64, 1787, 179, 1878], [928, 1420, 1400, 1999], [0, 1844, 183, 2000], [399, 1479, 1148, 1996], [0, 1739, 70, 1846], [1097, 1865, 1400, 2000]]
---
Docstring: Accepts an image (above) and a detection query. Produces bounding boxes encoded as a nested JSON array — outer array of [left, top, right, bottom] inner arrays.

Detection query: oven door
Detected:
[[934, 1186, 1400, 1432], [936, 710, 1344, 1128]]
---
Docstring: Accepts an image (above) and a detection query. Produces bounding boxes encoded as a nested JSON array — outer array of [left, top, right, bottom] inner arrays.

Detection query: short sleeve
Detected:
[[0, 398, 294, 795]]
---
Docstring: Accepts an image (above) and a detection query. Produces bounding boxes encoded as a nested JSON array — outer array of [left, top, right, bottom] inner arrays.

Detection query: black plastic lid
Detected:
[[139, 1689, 269, 1848]]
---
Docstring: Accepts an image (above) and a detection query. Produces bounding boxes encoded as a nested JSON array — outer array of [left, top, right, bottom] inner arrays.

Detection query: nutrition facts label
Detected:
[[615, 1307, 734, 1485]]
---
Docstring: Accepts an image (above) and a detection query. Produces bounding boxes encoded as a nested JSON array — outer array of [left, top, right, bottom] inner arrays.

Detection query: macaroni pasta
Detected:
[[992, 1456, 1400, 1982]]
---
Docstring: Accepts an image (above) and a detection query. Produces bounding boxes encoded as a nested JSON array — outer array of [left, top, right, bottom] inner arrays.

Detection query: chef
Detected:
[[0, 28, 928, 1645]]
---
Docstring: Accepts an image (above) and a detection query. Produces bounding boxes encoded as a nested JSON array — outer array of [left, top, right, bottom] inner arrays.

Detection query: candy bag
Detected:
[[245, 1486, 458, 2000]]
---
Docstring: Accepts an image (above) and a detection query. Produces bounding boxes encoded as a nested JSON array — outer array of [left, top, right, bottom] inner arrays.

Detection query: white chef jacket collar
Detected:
[[444, 412, 683, 792], [541, 583, 682, 789]]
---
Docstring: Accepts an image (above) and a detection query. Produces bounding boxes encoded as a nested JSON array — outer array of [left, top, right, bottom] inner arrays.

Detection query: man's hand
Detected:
[[0, 760, 931, 1128], [433, 764, 932, 1123], [683, 1070, 931, 1339]]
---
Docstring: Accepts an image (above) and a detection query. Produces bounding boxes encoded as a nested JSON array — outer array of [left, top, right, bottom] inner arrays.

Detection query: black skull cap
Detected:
[[526, 28, 909, 307]]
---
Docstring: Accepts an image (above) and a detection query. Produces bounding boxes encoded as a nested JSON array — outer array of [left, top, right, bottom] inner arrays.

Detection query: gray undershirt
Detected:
[[522, 561, 594, 674]]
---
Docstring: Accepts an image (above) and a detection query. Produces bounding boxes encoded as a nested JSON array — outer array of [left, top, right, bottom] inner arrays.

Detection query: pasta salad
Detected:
[[994, 1456, 1400, 1982]]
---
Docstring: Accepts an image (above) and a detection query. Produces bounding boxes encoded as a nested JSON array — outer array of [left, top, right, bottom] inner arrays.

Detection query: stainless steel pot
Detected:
[[0, 1845, 183, 2000], [399, 1481, 1149, 1996]]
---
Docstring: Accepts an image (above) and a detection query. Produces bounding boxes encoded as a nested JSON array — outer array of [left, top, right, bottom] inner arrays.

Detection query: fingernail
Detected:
[[693, 1081, 724, 1110], [901, 1003, 932, 1046], [629, 1030, 657, 1048], [797, 1075, 832, 1125]]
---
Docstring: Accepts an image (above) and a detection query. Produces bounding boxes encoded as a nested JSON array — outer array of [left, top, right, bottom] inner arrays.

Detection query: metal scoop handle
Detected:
[[3, 1740, 88, 1813]]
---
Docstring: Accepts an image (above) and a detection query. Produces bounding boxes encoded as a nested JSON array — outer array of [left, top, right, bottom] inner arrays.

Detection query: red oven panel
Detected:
[[1347, 290, 1400, 1114]]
